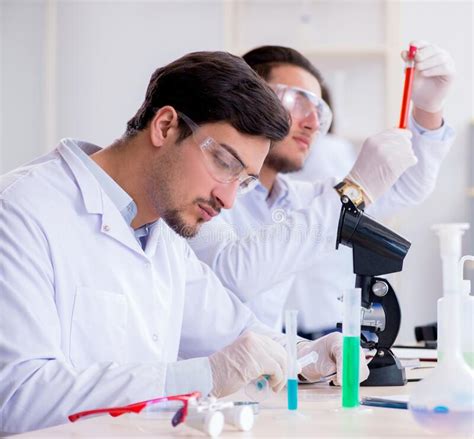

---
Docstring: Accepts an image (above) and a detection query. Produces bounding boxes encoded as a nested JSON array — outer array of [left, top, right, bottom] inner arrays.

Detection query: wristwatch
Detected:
[[334, 179, 366, 210]]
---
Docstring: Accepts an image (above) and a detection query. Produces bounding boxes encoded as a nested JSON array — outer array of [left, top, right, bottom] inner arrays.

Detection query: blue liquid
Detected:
[[411, 408, 474, 436], [245, 375, 271, 402], [256, 378, 266, 390], [287, 379, 298, 410]]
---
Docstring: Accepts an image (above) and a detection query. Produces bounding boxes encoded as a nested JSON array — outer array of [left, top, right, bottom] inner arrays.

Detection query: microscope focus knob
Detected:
[[372, 281, 389, 297]]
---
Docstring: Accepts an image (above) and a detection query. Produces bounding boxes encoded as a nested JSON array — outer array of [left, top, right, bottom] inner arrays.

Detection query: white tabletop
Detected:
[[11, 364, 449, 438]]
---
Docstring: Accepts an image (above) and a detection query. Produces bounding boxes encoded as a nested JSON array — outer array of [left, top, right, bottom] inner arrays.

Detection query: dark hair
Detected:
[[242, 45, 324, 87], [126, 51, 289, 143]]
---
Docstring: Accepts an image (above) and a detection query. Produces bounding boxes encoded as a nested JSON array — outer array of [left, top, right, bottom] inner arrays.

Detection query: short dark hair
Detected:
[[126, 51, 290, 143], [242, 45, 324, 86]]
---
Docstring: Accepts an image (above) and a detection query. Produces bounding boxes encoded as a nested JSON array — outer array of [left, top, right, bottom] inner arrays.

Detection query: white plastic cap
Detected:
[[432, 223, 470, 295], [185, 410, 224, 437], [222, 405, 254, 431], [432, 223, 469, 256]]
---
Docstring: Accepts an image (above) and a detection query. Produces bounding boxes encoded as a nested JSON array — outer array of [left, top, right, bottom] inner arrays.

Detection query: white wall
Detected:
[[1, 0, 46, 171], [0, 0, 227, 168], [54, 0, 226, 148], [1, 0, 473, 342], [394, 0, 473, 342]]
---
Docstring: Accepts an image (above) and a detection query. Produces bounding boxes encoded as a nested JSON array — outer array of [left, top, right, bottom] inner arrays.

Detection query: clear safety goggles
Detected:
[[69, 392, 246, 436], [271, 84, 333, 136], [178, 112, 259, 195]]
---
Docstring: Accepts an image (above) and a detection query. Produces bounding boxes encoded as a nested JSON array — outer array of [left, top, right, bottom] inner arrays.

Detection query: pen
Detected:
[[361, 397, 408, 410]]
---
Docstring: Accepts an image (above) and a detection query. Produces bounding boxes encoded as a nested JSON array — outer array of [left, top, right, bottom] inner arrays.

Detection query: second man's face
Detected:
[[265, 64, 322, 173], [150, 115, 270, 238]]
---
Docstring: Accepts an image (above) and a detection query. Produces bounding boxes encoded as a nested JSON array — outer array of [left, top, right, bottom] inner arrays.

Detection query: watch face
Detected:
[[344, 186, 361, 200]]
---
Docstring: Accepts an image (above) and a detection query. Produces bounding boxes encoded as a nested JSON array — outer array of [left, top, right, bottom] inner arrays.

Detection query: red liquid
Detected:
[[399, 66, 414, 129]]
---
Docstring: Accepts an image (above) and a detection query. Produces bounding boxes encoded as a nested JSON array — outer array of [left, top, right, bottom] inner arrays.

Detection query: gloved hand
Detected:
[[297, 332, 370, 386], [403, 40, 455, 113], [209, 331, 287, 398], [347, 128, 417, 203]]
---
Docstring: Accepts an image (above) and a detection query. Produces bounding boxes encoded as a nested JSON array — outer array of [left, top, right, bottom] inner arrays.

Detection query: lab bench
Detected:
[[9, 363, 452, 438]]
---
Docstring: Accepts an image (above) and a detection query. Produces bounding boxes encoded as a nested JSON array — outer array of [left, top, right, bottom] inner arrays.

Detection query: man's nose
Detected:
[[299, 109, 320, 133], [212, 180, 239, 210]]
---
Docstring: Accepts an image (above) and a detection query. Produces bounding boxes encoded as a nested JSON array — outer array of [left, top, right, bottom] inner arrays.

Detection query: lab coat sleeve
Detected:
[[0, 199, 206, 434], [188, 183, 342, 301], [368, 116, 454, 218], [179, 242, 284, 358], [164, 357, 213, 396]]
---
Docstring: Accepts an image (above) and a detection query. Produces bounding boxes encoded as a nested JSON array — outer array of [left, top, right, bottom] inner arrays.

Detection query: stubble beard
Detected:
[[264, 150, 303, 174], [162, 207, 202, 238], [146, 156, 201, 239]]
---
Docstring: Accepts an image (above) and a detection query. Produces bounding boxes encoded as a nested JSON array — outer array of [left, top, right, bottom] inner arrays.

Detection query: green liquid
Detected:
[[287, 378, 298, 410], [342, 336, 360, 408]]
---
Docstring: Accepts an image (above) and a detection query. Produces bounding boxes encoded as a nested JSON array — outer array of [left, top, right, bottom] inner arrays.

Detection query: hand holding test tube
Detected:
[[245, 352, 318, 402], [296, 333, 370, 385], [403, 41, 455, 114]]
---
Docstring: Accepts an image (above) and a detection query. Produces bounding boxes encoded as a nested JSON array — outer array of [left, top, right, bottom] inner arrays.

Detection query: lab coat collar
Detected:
[[58, 138, 104, 215], [57, 138, 148, 257], [269, 175, 290, 205], [144, 221, 162, 257], [254, 175, 291, 209]]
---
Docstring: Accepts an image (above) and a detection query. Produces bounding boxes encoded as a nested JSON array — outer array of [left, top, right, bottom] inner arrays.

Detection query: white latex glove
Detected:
[[402, 40, 455, 113], [209, 331, 287, 398], [297, 332, 369, 386], [347, 128, 417, 203]]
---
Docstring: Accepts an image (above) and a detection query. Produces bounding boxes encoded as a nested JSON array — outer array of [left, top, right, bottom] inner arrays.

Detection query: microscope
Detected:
[[336, 196, 411, 386]]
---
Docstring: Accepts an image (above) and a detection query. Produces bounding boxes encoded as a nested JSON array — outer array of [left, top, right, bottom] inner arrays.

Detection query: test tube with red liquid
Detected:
[[398, 45, 417, 129]]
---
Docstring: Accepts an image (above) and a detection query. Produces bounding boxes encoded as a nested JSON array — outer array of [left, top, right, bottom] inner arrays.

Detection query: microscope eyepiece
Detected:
[[336, 197, 411, 276]]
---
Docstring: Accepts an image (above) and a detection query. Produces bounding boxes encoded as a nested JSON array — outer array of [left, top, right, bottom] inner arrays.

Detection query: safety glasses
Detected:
[[68, 391, 201, 427], [178, 112, 259, 195], [271, 84, 333, 136]]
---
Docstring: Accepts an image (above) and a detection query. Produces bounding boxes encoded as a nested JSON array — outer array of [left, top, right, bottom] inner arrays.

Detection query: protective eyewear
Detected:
[[178, 112, 259, 195], [271, 84, 333, 136], [68, 391, 201, 427], [69, 393, 254, 435]]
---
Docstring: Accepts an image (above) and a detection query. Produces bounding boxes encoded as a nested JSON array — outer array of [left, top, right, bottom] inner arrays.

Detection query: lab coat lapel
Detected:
[[58, 141, 145, 257], [100, 196, 145, 255], [58, 140, 103, 215], [144, 221, 162, 257]]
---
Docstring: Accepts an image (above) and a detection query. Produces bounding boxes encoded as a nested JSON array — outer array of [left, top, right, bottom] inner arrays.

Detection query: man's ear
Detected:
[[149, 106, 178, 148]]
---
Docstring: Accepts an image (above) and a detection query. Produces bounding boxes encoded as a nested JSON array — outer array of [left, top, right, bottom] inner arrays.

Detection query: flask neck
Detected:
[[438, 295, 463, 358]]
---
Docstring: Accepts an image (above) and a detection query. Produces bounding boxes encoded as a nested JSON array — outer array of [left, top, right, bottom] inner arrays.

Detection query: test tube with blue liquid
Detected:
[[244, 375, 270, 402], [342, 288, 362, 408], [285, 309, 298, 410], [245, 352, 317, 402]]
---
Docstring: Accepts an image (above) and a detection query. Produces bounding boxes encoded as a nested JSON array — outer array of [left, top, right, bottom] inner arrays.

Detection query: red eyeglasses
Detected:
[[68, 391, 201, 427]]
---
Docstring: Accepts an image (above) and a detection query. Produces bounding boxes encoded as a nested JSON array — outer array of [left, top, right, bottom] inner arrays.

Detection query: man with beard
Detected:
[[189, 43, 455, 331], [0, 51, 371, 434]]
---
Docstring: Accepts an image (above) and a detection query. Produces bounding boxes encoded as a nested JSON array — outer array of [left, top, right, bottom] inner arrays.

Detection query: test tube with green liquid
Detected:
[[342, 288, 362, 408]]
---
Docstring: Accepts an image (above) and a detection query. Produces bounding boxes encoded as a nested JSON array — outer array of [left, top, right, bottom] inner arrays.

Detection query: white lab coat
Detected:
[[189, 119, 455, 330], [285, 134, 357, 333], [0, 139, 274, 434]]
